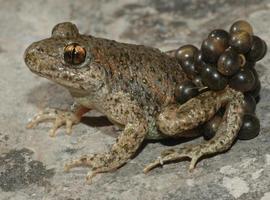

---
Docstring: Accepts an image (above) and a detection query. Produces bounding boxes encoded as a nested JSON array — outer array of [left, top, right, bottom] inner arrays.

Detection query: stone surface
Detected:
[[0, 0, 270, 199]]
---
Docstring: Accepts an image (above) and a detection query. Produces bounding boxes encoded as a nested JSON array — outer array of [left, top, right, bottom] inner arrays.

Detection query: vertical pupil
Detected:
[[71, 44, 76, 64]]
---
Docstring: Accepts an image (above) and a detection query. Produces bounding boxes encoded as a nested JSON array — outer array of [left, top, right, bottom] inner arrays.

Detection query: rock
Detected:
[[0, 0, 269, 199]]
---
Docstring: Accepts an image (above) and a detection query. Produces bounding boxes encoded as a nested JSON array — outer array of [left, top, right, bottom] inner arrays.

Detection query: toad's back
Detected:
[[88, 36, 189, 108]]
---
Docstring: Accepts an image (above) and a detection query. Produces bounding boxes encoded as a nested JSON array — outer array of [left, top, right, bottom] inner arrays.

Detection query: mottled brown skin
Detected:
[[24, 22, 245, 182]]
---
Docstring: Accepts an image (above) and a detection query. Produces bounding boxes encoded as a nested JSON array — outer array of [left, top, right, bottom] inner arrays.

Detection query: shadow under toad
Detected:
[[81, 116, 113, 127], [26, 82, 73, 109]]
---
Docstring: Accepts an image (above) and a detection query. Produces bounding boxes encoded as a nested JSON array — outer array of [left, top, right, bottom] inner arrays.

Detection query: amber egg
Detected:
[[243, 60, 255, 69], [208, 29, 230, 47], [249, 67, 259, 87], [246, 35, 267, 62], [245, 67, 260, 98], [229, 68, 256, 92], [246, 78, 261, 99], [203, 114, 222, 140], [175, 81, 199, 104], [193, 75, 204, 87], [194, 51, 206, 73], [217, 49, 241, 76], [175, 45, 198, 64], [229, 31, 252, 53], [201, 37, 227, 63], [181, 59, 198, 79], [243, 94, 256, 113], [201, 65, 228, 91], [230, 20, 253, 35], [238, 114, 260, 140]]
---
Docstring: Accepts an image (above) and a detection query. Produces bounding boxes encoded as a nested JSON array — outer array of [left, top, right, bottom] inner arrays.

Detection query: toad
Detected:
[[24, 22, 244, 182]]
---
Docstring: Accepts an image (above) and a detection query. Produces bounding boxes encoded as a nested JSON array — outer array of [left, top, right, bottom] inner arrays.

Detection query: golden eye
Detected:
[[64, 43, 86, 65]]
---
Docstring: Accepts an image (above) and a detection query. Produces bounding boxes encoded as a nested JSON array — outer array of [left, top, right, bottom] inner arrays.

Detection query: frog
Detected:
[[24, 22, 245, 182]]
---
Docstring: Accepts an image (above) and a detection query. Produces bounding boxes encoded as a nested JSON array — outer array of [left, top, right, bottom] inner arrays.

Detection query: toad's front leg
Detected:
[[64, 93, 147, 183], [27, 103, 90, 137], [144, 87, 245, 173]]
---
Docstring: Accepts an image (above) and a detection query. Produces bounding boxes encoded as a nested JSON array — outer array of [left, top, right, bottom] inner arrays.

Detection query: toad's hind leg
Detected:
[[144, 87, 244, 173]]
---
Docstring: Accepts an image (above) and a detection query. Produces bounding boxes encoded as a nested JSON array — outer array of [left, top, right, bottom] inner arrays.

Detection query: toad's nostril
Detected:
[[35, 46, 45, 53]]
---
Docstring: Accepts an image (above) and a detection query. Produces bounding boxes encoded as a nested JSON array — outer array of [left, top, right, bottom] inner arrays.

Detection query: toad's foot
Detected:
[[64, 154, 122, 184], [144, 145, 206, 173], [27, 106, 89, 137]]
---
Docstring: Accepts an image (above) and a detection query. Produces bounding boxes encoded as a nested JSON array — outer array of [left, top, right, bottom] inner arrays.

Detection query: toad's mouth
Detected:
[[25, 58, 86, 91]]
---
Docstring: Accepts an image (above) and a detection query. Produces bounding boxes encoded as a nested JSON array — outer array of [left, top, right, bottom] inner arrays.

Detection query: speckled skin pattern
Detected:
[[24, 22, 245, 182]]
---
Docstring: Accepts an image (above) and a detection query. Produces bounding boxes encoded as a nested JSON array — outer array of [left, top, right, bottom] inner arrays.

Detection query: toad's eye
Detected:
[[64, 43, 86, 65]]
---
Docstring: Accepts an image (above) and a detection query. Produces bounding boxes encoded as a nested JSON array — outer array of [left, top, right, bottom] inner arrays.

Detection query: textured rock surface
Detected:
[[0, 0, 270, 199]]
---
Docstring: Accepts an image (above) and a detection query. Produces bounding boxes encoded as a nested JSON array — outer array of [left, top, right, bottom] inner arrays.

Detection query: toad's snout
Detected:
[[24, 41, 51, 76], [24, 42, 41, 72]]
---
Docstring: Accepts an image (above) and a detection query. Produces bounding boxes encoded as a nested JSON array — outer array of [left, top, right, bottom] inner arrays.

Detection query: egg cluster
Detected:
[[174, 20, 267, 141]]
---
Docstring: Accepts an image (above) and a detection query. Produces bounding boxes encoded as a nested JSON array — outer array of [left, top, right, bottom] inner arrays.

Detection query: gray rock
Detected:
[[0, 0, 269, 199]]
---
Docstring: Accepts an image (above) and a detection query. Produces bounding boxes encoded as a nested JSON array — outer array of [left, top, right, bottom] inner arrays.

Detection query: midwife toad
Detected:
[[24, 22, 245, 182]]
